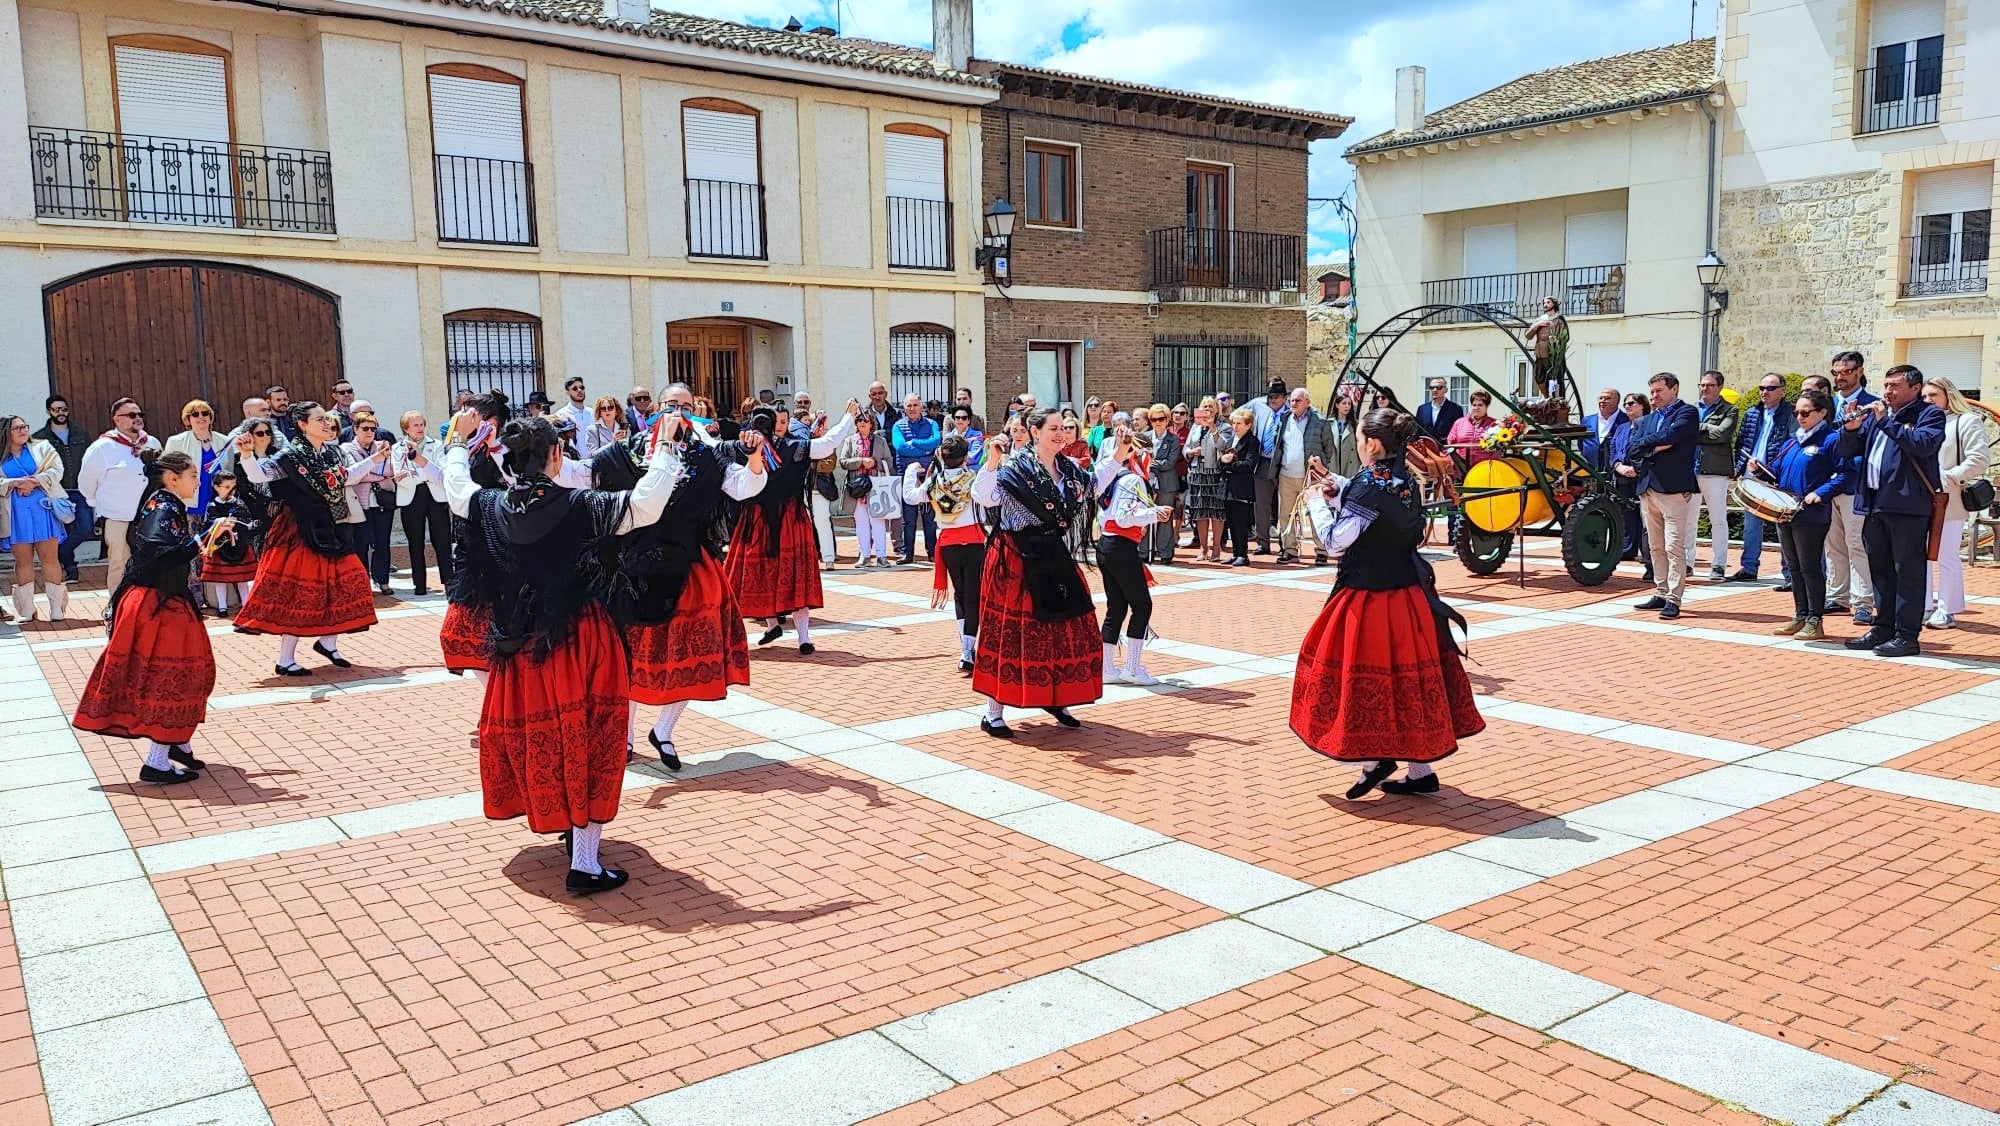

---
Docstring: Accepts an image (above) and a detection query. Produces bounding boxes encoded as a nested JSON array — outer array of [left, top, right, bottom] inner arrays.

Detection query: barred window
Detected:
[[889, 323, 954, 407], [1152, 338, 1266, 409], [444, 310, 543, 406]]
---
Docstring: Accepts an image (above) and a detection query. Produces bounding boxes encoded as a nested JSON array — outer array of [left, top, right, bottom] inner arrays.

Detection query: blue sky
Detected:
[[674, 0, 1722, 262]]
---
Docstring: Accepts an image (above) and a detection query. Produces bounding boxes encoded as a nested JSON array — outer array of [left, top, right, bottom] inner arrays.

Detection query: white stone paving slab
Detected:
[[1777, 728, 1927, 766], [712, 707, 841, 740], [1076, 919, 1322, 1011], [897, 769, 1059, 820], [1595, 723, 1765, 762], [1676, 626, 1782, 646], [1908, 691, 2000, 722], [1552, 993, 1893, 1126], [0, 779, 112, 827], [4, 849, 145, 899], [1851, 709, 1991, 743], [10, 877, 172, 957], [1346, 925, 1620, 1030], [992, 802, 1173, 861], [1451, 819, 1650, 879], [20, 932, 207, 1032], [1843, 1084, 2000, 1125], [0, 678, 57, 703], [328, 792, 486, 839], [1241, 891, 1414, 952], [1845, 768, 2000, 815], [775, 727, 882, 755], [1562, 790, 1742, 842], [0, 811, 130, 868], [687, 692, 780, 719], [36, 1000, 253, 1126], [101, 1086, 274, 1126], [0, 752, 97, 792], [570, 1110, 645, 1126], [628, 1032, 950, 1126], [1, 694, 62, 722], [819, 742, 963, 785], [139, 819, 347, 875], [880, 969, 1160, 1083], [853, 710, 981, 743], [1331, 851, 1543, 920], [1476, 700, 1623, 735], [1652, 764, 1821, 809], [1103, 840, 1313, 914], [1734, 750, 1861, 781], [0, 720, 78, 761]]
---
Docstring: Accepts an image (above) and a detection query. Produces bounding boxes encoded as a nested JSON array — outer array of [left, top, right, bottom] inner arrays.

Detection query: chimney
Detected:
[[1394, 65, 1426, 134], [933, 0, 973, 71], [603, 0, 650, 23]]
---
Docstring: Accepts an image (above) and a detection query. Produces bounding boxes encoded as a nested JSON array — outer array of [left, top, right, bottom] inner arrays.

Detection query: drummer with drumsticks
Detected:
[[1744, 388, 1846, 643]]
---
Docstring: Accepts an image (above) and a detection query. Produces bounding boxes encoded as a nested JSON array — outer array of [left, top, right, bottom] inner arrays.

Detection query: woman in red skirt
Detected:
[[590, 400, 764, 769], [74, 450, 237, 784], [969, 407, 1103, 737], [724, 401, 855, 654], [441, 411, 692, 894], [232, 402, 381, 675], [1292, 407, 1485, 797], [419, 393, 514, 688]]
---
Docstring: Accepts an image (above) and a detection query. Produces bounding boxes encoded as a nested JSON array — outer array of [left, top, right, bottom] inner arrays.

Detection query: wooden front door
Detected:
[[1185, 162, 1230, 286], [45, 261, 341, 432], [667, 324, 747, 411]]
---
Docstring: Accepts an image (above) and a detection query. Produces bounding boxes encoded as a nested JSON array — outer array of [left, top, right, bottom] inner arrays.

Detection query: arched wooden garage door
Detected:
[[44, 261, 341, 431]]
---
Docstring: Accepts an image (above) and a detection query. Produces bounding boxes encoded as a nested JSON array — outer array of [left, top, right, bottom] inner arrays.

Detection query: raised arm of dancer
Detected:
[[721, 459, 767, 501], [238, 455, 277, 484], [611, 440, 685, 535], [1305, 480, 1371, 558], [442, 445, 479, 520], [808, 410, 856, 460], [1092, 454, 1122, 494], [553, 455, 593, 489]]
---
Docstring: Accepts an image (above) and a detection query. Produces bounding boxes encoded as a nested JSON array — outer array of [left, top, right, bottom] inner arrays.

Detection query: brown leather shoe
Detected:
[[1772, 616, 1805, 636]]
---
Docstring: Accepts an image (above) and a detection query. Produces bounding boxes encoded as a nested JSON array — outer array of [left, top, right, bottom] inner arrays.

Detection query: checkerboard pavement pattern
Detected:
[[5, 536, 2000, 1126]]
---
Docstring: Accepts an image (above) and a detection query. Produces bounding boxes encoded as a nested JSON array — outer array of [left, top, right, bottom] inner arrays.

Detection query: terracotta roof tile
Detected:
[[1347, 38, 1715, 155]]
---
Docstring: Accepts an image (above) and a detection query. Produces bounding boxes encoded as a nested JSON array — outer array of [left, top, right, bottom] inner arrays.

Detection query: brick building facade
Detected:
[[969, 62, 1346, 419]]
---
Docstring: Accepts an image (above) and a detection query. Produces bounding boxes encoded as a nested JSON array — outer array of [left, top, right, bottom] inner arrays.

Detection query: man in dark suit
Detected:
[[1835, 364, 1945, 657], [1616, 373, 1698, 619], [1415, 378, 1463, 445], [1577, 386, 1630, 472], [1729, 373, 1797, 583]]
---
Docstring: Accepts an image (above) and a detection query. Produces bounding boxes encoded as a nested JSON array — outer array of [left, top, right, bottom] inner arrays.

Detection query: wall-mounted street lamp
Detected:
[[976, 197, 1016, 287], [1697, 250, 1728, 371]]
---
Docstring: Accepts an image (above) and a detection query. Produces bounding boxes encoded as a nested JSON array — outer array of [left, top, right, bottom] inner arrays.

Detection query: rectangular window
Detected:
[[1151, 340, 1265, 409], [889, 327, 954, 406], [429, 70, 533, 245], [1028, 342, 1079, 409], [444, 316, 543, 406], [885, 129, 950, 270], [1024, 141, 1077, 227], [1862, 0, 1945, 133], [112, 43, 234, 227], [683, 104, 765, 259], [1906, 165, 1992, 296]]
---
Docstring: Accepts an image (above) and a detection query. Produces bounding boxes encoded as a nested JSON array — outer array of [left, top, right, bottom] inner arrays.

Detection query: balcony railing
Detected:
[[29, 125, 335, 234], [686, 178, 766, 259], [1147, 227, 1302, 297], [886, 196, 953, 270], [1422, 264, 1625, 323], [434, 154, 535, 246], [1903, 233, 1989, 298], [1857, 59, 1942, 134]]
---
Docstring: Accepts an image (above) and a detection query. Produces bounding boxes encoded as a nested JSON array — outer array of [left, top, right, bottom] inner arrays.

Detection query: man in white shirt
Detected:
[[77, 397, 161, 587], [1269, 388, 1337, 564], [555, 376, 593, 434]]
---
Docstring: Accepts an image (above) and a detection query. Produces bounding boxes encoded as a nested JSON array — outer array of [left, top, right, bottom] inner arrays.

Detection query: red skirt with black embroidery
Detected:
[[479, 603, 630, 832], [971, 533, 1103, 709], [1290, 585, 1485, 764], [232, 510, 377, 637], [439, 601, 491, 673], [73, 587, 215, 744], [624, 554, 750, 704], [724, 507, 823, 618], [199, 548, 259, 586]]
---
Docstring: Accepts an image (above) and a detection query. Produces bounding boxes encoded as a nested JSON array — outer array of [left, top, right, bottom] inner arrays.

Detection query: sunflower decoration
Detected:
[[1477, 415, 1524, 452]]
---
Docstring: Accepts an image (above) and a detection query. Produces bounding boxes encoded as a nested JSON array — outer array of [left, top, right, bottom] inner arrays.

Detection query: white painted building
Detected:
[[0, 0, 995, 430]]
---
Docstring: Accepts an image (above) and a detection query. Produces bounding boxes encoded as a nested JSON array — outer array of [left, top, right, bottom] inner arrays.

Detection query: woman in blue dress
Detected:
[[1, 414, 70, 621]]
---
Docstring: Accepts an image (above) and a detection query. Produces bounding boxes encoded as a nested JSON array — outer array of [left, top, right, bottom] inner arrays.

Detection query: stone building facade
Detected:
[[1717, 171, 1893, 376]]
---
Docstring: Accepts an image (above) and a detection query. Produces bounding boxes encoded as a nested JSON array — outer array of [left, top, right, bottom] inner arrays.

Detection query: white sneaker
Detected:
[[1123, 664, 1161, 686], [1928, 610, 1956, 629]]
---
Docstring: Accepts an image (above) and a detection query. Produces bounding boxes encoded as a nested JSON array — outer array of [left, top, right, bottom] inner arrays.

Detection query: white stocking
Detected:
[[652, 700, 689, 745], [1406, 761, 1435, 780], [143, 740, 173, 770], [316, 635, 341, 659], [205, 583, 228, 612], [1358, 759, 1391, 783], [276, 635, 300, 666], [792, 609, 812, 646], [985, 698, 1005, 721], [570, 822, 603, 874]]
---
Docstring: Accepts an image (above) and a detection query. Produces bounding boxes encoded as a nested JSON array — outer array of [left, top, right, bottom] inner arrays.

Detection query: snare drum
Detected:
[[1732, 477, 1802, 524]]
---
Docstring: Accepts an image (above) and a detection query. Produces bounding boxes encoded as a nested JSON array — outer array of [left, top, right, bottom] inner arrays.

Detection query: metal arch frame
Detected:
[[1326, 303, 1579, 423]]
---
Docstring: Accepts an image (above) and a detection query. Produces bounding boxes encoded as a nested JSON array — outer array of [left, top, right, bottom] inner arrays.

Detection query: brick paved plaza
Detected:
[[4, 536, 2000, 1126]]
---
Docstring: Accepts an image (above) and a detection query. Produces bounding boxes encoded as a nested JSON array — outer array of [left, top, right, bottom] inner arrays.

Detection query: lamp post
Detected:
[[976, 198, 1016, 288], [1697, 250, 1728, 371]]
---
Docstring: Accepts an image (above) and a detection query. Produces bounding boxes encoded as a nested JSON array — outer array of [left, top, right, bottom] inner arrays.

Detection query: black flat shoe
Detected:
[[1634, 596, 1667, 611], [1381, 773, 1440, 795], [275, 663, 310, 677], [1775, 581, 1793, 592], [1345, 761, 1398, 800], [138, 764, 197, 785], [168, 745, 205, 770], [647, 729, 682, 771], [566, 867, 629, 895], [1873, 637, 1921, 658], [958, 658, 974, 674], [1845, 631, 1892, 651], [798, 642, 816, 656], [757, 624, 783, 646], [1043, 707, 1081, 728], [980, 717, 1014, 739], [312, 641, 352, 669]]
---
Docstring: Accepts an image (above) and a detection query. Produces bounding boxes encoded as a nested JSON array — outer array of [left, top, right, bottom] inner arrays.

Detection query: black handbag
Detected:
[[1962, 477, 1995, 512], [845, 472, 873, 500], [815, 472, 839, 502]]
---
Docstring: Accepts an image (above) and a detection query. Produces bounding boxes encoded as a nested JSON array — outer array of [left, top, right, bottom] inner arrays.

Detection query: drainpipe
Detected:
[[1699, 95, 1721, 372]]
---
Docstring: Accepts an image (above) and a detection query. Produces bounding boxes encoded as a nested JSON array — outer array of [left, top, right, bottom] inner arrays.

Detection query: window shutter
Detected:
[[1913, 166, 1993, 219], [428, 74, 524, 161], [683, 107, 759, 184], [1564, 211, 1627, 270], [884, 132, 945, 201], [1869, 0, 1944, 47], [1906, 337, 1983, 388], [113, 45, 230, 143], [1462, 224, 1517, 277]]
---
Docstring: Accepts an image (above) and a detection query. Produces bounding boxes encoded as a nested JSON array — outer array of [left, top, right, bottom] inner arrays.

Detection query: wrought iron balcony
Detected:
[[1147, 227, 1303, 301], [886, 196, 953, 270], [686, 178, 767, 259], [1857, 58, 1942, 135], [1422, 264, 1625, 324], [29, 125, 335, 234], [434, 154, 535, 246], [1903, 232, 1988, 298]]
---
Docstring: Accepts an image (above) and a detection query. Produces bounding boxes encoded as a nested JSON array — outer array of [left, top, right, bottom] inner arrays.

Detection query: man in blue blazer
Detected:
[[1729, 373, 1797, 582], [1615, 373, 1699, 618], [1834, 364, 1945, 657], [1826, 352, 1880, 624], [1577, 387, 1630, 473]]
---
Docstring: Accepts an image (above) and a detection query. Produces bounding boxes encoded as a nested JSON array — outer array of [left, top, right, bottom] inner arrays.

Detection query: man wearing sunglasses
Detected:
[[78, 397, 160, 587], [626, 386, 654, 435], [34, 395, 91, 583]]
